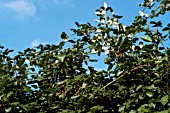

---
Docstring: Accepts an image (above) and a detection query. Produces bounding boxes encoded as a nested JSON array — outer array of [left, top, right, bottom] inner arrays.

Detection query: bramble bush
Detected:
[[0, 0, 169, 112]]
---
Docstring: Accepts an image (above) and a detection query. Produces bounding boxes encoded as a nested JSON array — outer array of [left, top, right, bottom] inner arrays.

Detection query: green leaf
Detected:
[[57, 81, 64, 85], [149, 103, 156, 108], [104, 57, 111, 64], [59, 94, 65, 100], [28, 102, 37, 106], [71, 95, 79, 100], [11, 102, 20, 106], [129, 110, 137, 113], [117, 70, 124, 76], [118, 106, 125, 112], [23, 86, 32, 92], [136, 85, 143, 91], [55, 54, 65, 62], [90, 106, 104, 112], [5, 107, 11, 112], [160, 95, 168, 105], [147, 84, 156, 90], [146, 92, 154, 97], [140, 36, 152, 42], [20, 104, 27, 111], [7, 91, 14, 98], [61, 32, 69, 40], [18, 58, 25, 66]]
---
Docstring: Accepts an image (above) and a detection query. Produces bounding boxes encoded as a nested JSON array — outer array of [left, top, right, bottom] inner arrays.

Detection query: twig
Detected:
[[100, 64, 149, 90]]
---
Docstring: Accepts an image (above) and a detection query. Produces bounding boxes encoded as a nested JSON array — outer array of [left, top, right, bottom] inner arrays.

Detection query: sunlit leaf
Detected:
[[55, 54, 65, 62], [140, 36, 152, 42], [5, 107, 11, 112], [71, 95, 79, 99], [161, 95, 168, 105], [146, 92, 154, 97], [104, 2, 107, 8], [118, 106, 125, 112]]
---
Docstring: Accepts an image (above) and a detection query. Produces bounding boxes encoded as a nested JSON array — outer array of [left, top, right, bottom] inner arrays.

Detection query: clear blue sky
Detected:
[[0, 0, 169, 53]]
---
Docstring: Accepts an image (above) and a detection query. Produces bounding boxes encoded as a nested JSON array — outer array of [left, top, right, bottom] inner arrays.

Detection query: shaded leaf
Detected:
[[61, 32, 69, 40], [7, 91, 14, 98], [23, 86, 32, 92], [75, 22, 80, 27], [90, 106, 104, 112]]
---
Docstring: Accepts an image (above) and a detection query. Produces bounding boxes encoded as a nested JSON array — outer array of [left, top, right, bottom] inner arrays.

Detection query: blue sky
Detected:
[[0, 0, 169, 54]]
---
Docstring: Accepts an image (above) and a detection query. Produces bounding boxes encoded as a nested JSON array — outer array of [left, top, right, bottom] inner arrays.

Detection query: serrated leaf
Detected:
[[140, 36, 152, 42]]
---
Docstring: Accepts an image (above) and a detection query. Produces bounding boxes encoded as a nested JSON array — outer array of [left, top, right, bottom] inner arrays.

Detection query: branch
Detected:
[[100, 64, 149, 90]]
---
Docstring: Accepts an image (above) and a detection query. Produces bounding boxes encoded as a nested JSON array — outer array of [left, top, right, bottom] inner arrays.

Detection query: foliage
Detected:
[[0, 0, 169, 112]]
